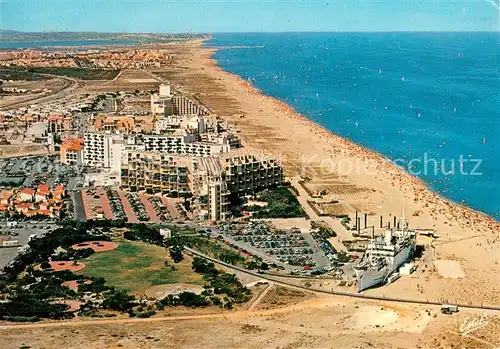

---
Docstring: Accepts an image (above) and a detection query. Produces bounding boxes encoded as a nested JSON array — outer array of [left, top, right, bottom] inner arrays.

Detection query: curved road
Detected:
[[0, 73, 80, 110], [0, 246, 497, 331], [184, 247, 500, 312]]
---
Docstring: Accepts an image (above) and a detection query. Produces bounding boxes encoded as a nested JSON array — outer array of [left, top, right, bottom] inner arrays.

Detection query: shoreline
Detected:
[[203, 42, 499, 228], [170, 38, 499, 304]]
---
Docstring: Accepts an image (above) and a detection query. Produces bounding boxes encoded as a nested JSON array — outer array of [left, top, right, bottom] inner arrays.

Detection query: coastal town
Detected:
[[0, 36, 499, 349]]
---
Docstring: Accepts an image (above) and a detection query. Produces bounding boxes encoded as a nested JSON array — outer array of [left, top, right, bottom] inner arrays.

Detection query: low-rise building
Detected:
[[0, 185, 66, 218], [159, 228, 172, 238], [60, 137, 84, 165], [18, 188, 35, 202], [35, 184, 50, 202], [48, 114, 72, 133], [93, 115, 154, 133]]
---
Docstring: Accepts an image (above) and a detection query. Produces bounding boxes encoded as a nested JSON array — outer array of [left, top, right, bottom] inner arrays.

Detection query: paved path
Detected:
[[161, 197, 181, 220], [290, 178, 349, 252], [139, 194, 160, 222], [80, 190, 92, 220], [248, 282, 274, 311]]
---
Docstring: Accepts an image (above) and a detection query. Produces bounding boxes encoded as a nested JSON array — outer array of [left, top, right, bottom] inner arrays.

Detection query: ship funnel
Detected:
[[399, 201, 408, 229]]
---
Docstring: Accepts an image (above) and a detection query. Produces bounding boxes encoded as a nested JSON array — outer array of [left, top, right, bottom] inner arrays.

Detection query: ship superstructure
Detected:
[[354, 222, 416, 292]]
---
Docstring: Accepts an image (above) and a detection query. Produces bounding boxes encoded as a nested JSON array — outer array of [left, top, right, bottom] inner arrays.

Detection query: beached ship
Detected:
[[354, 222, 416, 292]]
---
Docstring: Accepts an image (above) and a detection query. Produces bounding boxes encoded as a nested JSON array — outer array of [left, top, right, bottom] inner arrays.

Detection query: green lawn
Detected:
[[245, 187, 308, 219], [78, 240, 204, 295], [28, 67, 120, 80]]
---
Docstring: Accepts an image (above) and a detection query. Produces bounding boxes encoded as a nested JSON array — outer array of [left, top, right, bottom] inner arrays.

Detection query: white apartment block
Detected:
[[208, 180, 231, 221], [129, 134, 231, 157], [63, 149, 84, 165], [83, 132, 124, 173], [155, 115, 206, 134], [171, 96, 209, 116], [201, 132, 241, 149], [151, 94, 171, 115], [151, 94, 209, 117]]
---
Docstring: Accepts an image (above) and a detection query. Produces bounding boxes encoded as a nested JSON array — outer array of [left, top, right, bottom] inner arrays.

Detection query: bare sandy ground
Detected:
[[2, 293, 498, 349], [1, 41, 498, 348], [151, 40, 499, 306], [0, 144, 52, 158]]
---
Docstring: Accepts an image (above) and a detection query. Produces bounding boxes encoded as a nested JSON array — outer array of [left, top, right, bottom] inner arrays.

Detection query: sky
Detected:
[[1, 0, 499, 33]]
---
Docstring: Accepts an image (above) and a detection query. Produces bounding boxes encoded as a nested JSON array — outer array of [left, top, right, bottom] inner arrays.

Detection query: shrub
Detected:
[[136, 310, 156, 318]]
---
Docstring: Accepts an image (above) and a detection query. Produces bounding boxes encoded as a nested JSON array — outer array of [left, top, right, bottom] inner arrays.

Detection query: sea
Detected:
[[2, 34, 498, 220], [207, 33, 500, 220]]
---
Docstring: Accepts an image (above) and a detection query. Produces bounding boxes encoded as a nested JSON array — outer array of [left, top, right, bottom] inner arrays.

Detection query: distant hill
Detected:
[[0, 30, 209, 42]]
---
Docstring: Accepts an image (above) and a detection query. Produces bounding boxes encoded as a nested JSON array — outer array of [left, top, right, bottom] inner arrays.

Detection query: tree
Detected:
[[40, 261, 51, 270], [169, 245, 183, 263], [102, 290, 134, 312]]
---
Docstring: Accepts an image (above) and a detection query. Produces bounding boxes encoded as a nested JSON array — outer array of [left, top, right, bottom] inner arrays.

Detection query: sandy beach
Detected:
[[158, 39, 499, 305]]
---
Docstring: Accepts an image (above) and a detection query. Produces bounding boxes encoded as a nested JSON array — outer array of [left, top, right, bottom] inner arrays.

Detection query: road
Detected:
[[0, 73, 80, 110], [70, 191, 86, 222], [140, 69, 165, 83], [0, 244, 497, 331], [73, 112, 93, 137], [0, 222, 55, 269], [184, 247, 500, 312]]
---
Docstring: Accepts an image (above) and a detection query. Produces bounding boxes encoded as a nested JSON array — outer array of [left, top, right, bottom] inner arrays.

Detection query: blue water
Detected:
[[0, 40, 140, 49], [207, 33, 500, 220]]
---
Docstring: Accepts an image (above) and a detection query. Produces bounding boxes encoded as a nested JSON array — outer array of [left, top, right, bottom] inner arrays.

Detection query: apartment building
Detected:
[[208, 181, 231, 221], [83, 132, 123, 173], [222, 154, 283, 195], [151, 94, 172, 115], [192, 157, 231, 221], [129, 134, 230, 157], [171, 96, 209, 116], [201, 132, 241, 149], [60, 137, 84, 165], [121, 151, 191, 197], [155, 115, 206, 134]]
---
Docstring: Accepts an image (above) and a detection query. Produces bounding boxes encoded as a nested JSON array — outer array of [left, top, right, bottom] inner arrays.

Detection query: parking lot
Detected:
[[80, 187, 183, 223], [0, 221, 56, 269], [0, 155, 84, 190], [216, 221, 331, 271]]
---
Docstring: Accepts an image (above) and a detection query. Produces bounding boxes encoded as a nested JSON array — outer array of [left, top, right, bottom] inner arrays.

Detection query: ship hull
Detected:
[[357, 268, 387, 292], [356, 243, 415, 292]]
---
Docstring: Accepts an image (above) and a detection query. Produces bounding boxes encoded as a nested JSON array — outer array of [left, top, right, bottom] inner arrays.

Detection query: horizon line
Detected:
[[2, 29, 500, 35]]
